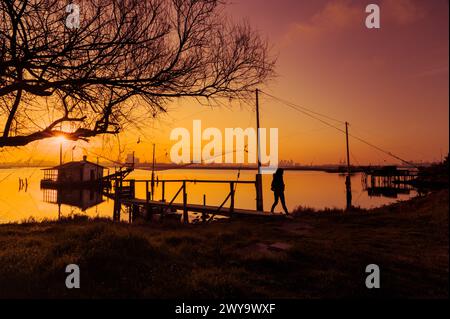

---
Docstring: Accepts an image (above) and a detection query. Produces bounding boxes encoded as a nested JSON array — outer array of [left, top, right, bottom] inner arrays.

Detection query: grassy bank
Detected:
[[0, 190, 448, 299]]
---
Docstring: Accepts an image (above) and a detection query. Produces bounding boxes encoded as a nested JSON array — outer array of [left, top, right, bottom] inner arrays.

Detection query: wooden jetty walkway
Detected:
[[362, 166, 418, 187], [110, 178, 286, 222], [121, 198, 284, 218], [361, 166, 418, 198], [103, 166, 134, 183]]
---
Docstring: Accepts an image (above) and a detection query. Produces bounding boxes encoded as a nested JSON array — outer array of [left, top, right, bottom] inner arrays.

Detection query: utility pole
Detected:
[[255, 89, 264, 212], [345, 122, 352, 210]]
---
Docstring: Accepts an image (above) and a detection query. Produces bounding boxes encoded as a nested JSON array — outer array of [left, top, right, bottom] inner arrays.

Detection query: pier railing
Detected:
[[113, 178, 258, 222], [142, 179, 256, 214]]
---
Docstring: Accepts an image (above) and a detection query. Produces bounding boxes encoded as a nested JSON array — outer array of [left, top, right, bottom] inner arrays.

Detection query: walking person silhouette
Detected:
[[270, 168, 290, 216]]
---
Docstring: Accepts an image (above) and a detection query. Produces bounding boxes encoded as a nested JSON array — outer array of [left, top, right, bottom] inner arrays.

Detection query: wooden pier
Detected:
[[362, 166, 418, 198], [110, 178, 285, 222], [102, 166, 134, 183]]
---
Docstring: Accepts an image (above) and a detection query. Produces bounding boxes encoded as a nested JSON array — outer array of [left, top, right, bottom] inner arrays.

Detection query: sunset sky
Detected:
[[2, 0, 449, 166]]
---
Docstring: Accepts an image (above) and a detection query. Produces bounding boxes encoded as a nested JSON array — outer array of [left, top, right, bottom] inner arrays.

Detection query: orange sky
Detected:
[[2, 0, 449, 166]]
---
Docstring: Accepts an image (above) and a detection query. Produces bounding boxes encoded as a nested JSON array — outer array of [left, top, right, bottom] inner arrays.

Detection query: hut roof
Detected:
[[42, 160, 105, 171]]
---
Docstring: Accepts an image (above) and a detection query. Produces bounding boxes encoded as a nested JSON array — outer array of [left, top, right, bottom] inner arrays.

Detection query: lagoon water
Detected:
[[0, 167, 416, 223]]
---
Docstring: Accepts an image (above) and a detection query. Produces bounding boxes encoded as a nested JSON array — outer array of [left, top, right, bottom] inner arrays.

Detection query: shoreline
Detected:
[[0, 189, 447, 298], [1, 188, 420, 226]]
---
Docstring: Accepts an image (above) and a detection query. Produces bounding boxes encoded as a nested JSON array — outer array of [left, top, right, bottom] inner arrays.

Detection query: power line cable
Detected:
[[260, 90, 346, 125], [260, 90, 417, 167]]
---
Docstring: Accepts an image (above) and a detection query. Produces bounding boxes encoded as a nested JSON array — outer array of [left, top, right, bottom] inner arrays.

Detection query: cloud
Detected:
[[282, 0, 426, 45], [283, 0, 360, 42], [413, 65, 449, 78], [382, 0, 426, 25]]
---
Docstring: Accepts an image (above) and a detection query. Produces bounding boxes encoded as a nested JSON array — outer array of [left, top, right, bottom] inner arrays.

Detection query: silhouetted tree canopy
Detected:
[[0, 0, 275, 147]]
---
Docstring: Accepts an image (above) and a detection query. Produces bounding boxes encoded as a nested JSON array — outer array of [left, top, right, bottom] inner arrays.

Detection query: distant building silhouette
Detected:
[[126, 153, 140, 166]]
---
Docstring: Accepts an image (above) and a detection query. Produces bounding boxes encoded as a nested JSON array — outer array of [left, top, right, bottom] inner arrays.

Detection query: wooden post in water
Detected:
[[255, 89, 264, 212], [59, 142, 63, 166], [182, 181, 188, 223], [230, 182, 235, 214], [132, 204, 139, 223], [113, 178, 121, 221], [151, 144, 156, 200], [130, 180, 136, 198], [202, 194, 207, 223], [345, 122, 352, 210], [145, 181, 152, 218]]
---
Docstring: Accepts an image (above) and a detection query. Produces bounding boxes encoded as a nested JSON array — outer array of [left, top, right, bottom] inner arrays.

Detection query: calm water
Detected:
[[0, 167, 416, 223]]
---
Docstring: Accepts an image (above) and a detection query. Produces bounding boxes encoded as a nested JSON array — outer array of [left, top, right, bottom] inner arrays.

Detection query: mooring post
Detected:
[[113, 178, 121, 221], [162, 181, 165, 202], [345, 121, 352, 211], [151, 143, 156, 200], [144, 181, 152, 217], [132, 204, 139, 223], [230, 182, 235, 214], [183, 181, 188, 224], [255, 89, 264, 212], [130, 180, 136, 198], [202, 194, 207, 223]]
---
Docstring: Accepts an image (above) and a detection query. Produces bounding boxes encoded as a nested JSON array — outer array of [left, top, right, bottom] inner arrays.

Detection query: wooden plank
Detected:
[[132, 179, 255, 184]]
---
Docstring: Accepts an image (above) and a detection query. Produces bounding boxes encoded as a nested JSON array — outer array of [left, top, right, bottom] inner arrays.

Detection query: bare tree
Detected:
[[0, 0, 274, 147]]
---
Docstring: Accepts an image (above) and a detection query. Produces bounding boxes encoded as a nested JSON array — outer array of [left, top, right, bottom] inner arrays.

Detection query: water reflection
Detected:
[[361, 171, 415, 198], [0, 168, 418, 223], [42, 188, 104, 212], [365, 184, 413, 198]]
